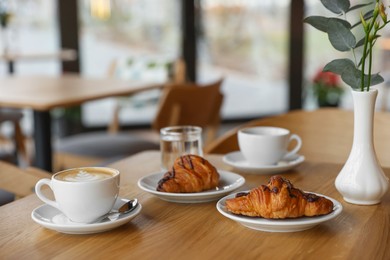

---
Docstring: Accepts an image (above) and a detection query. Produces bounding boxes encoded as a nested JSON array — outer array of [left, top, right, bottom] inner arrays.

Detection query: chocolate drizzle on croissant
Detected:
[[157, 154, 220, 193], [226, 176, 333, 219]]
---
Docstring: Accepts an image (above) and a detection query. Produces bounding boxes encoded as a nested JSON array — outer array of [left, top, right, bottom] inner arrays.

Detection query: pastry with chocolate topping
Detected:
[[157, 154, 220, 193], [226, 175, 333, 219]]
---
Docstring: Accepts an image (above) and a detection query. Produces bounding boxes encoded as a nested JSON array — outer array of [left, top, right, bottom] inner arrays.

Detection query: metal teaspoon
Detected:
[[90, 198, 138, 223]]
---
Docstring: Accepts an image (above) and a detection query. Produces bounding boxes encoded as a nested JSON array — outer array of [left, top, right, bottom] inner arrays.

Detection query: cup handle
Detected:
[[35, 178, 59, 210], [284, 134, 302, 159]]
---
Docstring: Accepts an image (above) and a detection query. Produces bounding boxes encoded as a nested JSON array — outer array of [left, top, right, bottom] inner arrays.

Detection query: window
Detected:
[[79, 0, 181, 127], [198, 0, 290, 119]]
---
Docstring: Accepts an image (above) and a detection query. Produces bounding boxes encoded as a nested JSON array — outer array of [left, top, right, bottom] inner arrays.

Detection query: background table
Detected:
[[0, 151, 389, 259], [0, 74, 164, 171], [0, 49, 77, 74]]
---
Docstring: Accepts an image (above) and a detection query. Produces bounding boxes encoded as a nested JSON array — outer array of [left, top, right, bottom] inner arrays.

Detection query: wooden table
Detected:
[[1, 151, 389, 259], [206, 108, 390, 167], [0, 49, 77, 74], [0, 74, 164, 171]]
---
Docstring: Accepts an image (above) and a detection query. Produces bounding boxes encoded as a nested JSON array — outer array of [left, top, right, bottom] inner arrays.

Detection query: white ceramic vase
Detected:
[[335, 88, 389, 205]]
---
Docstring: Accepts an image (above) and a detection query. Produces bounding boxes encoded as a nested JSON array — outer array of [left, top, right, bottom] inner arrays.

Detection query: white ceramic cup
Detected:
[[160, 125, 203, 171], [238, 126, 302, 166], [35, 167, 120, 223]]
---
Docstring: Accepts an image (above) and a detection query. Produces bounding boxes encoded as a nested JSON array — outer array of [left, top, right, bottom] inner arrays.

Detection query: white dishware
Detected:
[[31, 197, 142, 234], [336, 89, 389, 205], [216, 192, 342, 232], [35, 167, 120, 223], [223, 151, 305, 174], [137, 170, 245, 203], [160, 125, 203, 171], [238, 126, 302, 166]]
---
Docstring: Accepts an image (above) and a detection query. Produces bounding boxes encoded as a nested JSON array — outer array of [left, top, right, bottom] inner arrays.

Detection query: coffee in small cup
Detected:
[[55, 168, 115, 182], [35, 167, 120, 223], [238, 126, 302, 166]]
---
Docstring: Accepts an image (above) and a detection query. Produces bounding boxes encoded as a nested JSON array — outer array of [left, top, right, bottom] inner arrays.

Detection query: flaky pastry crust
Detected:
[[157, 154, 220, 193], [226, 175, 333, 219]]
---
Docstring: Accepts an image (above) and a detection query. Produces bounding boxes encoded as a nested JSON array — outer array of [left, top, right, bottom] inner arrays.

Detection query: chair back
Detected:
[[0, 109, 29, 165], [107, 58, 187, 134], [152, 79, 224, 145]]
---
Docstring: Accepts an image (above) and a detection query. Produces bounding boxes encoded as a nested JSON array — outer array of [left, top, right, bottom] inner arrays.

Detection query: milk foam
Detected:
[[62, 170, 111, 182]]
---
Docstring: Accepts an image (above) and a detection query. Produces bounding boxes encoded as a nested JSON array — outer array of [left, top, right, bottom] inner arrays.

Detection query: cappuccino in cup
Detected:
[[55, 168, 115, 182], [35, 167, 120, 223]]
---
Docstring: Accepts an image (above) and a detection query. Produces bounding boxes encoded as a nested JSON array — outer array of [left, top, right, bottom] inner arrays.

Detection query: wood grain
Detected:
[[1, 151, 389, 259], [0, 74, 163, 111], [205, 108, 390, 168], [0, 161, 50, 197]]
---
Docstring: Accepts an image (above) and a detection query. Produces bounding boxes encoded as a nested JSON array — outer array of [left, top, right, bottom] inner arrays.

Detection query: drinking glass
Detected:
[[160, 126, 203, 171]]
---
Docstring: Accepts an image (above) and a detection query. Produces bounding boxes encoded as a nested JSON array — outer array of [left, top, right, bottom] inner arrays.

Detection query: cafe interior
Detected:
[[1, 0, 390, 258]]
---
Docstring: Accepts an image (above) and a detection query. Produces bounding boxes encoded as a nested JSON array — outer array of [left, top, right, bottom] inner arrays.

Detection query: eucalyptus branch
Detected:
[[368, 38, 374, 90], [360, 21, 369, 91], [304, 0, 388, 91]]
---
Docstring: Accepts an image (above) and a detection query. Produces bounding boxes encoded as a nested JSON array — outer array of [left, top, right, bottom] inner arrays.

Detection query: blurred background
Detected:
[[0, 0, 389, 140]]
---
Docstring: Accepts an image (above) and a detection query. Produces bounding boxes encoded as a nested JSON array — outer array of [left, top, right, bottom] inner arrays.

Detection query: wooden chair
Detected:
[[107, 58, 187, 134], [54, 58, 186, 171], [205, 108, 390, 167], [152, 79, 224, 145], [0, 161, 51, 205], [54, 79, 224, 171], [0, 109, 29, 166]]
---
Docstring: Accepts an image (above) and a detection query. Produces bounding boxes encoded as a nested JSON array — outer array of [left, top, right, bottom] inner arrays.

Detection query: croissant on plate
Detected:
[[226, 175, 333, 219], [157, 154, 220, 193]]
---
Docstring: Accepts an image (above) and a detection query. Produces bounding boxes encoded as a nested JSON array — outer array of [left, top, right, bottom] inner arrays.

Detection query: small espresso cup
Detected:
[[160, 125, 203, 171], [35, 167, 120, 223], [238, 126, 302, 166]]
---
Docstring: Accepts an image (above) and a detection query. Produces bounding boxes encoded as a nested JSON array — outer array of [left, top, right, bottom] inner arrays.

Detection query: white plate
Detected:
[[217, 192, 342, 232], [137, 170, 245, 203], [31, 197, 142, 234], [223, 151, 305, 174]]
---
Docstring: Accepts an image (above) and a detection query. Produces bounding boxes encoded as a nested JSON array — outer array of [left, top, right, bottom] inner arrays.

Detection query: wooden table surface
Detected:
[[0, 49, 77, 74], [1, 151, 389, 259], [0, 49, 77, 62], [0, 73, 164, 171], [0, 73, 162, 111], [206, 108, 390, 168]]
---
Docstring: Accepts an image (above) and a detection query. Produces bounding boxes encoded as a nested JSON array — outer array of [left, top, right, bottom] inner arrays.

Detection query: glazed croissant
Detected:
[[157, 154, 220, 193], [226, 175, 333, 219]]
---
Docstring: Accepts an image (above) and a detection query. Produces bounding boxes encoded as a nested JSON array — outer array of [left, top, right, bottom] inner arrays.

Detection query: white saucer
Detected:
[[137, 170, 245, 203], [223, 151, 305, 174], [216, 192, 342, 232], [31, 197, 142, 234]]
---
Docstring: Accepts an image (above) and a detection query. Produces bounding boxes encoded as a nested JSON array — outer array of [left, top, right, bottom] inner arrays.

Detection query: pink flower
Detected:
[[313, 70, 341, 88]]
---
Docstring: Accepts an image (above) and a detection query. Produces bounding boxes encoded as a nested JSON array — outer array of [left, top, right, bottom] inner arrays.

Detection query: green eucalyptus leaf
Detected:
[[369, 73, 384, 86], [327, 19, 356, 51], [324, 59, 383, 89], [363, 9, 374, 19], [321, 0, 350, 14], [329, 18, 352, 29], [323, 59, 355, 75], [303, 16, 329, 32], [355, 37, 365, 48], [304, 17, 351, 33], [341, 67, 362, 89]]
